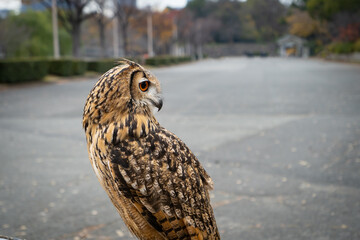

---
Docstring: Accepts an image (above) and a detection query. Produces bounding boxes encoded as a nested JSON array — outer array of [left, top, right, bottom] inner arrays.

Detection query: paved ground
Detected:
[[0, 57, 359, 240]]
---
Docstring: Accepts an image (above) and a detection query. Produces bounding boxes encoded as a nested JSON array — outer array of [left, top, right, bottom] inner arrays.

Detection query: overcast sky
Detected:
[[0, 0, 293, 11], [0, 0, 21, 11], [137, 0, 187, 10], [0, 0, 188, 11]]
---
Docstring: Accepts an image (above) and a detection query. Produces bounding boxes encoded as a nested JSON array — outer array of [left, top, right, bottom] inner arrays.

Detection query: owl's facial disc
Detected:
[[138, 78, 163, 111]]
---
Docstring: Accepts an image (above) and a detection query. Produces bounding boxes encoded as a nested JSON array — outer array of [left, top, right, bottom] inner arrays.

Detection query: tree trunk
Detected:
[[122, 24, 128, 57], [118, 16, 128, 57], [98, 18, 106, 58], [196, 43, 203, 60], [72, 20, 81, 58]]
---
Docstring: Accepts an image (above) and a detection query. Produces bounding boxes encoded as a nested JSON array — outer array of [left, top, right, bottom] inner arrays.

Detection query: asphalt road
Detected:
[[0, 57, 360, 240]]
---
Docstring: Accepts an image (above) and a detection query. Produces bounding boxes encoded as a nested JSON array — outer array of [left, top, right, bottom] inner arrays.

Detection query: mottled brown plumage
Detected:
[[82, 59, 220, 240]]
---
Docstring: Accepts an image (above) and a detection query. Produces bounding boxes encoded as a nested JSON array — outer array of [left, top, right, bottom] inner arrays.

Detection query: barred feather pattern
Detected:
[[83, 60, 220, 240]]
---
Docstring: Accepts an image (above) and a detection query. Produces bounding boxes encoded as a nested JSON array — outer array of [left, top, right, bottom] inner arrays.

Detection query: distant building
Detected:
[[277, 34, 309, 57]]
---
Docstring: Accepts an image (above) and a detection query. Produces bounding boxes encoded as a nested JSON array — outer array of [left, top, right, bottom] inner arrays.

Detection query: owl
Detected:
[[82, 59, 220, 240]]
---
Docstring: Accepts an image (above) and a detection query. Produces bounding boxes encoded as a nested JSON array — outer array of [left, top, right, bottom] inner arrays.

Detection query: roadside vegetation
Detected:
[[0, 56, 192, 83], [0, 0, 359, 83]]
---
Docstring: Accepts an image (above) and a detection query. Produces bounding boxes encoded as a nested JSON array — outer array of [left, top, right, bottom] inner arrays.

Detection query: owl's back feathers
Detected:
[[110, 126, 218, 238]]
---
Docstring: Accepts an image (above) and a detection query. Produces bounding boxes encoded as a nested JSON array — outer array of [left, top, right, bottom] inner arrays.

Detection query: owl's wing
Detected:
[[108, 127, 220, 239]]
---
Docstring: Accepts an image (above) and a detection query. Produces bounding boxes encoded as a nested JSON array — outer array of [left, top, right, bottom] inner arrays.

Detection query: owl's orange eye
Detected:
[[139, 81, 149, 92]]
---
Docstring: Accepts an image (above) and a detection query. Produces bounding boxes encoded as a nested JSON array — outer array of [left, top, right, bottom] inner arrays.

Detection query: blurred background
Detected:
[[0, 0, 359, 61], [0, 1, 360, 240]]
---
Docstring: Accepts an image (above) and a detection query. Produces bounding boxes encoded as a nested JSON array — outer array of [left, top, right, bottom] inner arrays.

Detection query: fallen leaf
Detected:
[[116, 230, 125, 237]]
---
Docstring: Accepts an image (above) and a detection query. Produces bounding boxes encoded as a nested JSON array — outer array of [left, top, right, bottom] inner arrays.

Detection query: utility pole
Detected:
[[52, 0, 60, 59], [172, 16, 179, 56], [196, 20, 203, 60], [113, 13, 119, 58], [147, 6, 154, 57]]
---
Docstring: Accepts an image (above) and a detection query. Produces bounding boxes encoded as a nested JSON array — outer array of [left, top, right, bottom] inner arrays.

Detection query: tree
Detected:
[[177, 7, 220, 57], [193, 17, 220, 58], [306, 0, 360, 42], [60, 0, 96, 57], [151, 9, 176, 55], [290, 0, 309, 10], [94, 0, 112, 57], [306, 0, 360, 20], [185, 0, 284, 44], [177, 9, 195, 55], [186, 0, 214, 18], [212, 1, 244, 42], [39, 0, 96, 57], [245, 0, 287, 41], [287, 9, 319, 38], [0, 10, 71, 58], [114, 0, 138, 56], [0, 15, 31, 58], [331, 12, 360, 42]]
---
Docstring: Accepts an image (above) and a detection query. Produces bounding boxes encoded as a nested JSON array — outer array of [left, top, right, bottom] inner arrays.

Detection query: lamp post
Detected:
[[113, 12, 119, 58], [52, 0, 60, 59], [147, 6, 154, 57]]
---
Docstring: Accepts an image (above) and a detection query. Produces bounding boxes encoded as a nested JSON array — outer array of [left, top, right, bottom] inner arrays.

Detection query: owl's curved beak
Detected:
[[155, 98, 163, 112], [148, 96, 163, 112]]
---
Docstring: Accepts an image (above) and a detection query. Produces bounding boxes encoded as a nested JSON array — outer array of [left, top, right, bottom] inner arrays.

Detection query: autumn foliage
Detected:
[[288, 0, 360, 54]]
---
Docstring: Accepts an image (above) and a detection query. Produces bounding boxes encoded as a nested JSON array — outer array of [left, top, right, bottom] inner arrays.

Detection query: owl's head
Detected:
[[83, 59, 163, 126], [127, 62, 163, 112]]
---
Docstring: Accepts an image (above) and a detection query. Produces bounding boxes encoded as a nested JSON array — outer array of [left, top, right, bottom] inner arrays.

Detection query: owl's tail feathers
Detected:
[[152, 211, 190, 239], [0, 236, 25, 240], [184, 223, 221, 240], [146, 209, 214, 240]]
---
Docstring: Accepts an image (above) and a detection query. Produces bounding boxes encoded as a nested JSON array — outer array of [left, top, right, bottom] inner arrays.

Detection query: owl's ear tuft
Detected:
[[118, 58, 140, 68]]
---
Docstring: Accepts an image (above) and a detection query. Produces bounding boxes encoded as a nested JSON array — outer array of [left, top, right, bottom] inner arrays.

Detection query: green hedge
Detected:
[[0, 59, 49, 83], [0, 57, 192, 84], [0, 58, 88, 83], [87, 59, 117, 73], [327, 42, 355, 54], [354, 39, 360, 52], [145, 56, 192, 66], [48, 59, 87, 76], [72, 60, 88, 75], [87, 58, 143, 73], [48, 59, 73, 76]]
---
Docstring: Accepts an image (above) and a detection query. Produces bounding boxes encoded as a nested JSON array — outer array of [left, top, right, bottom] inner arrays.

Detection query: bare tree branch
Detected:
[[36, 0, 96, 57]]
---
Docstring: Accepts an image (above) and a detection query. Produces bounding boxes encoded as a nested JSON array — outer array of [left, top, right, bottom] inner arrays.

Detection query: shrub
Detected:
[[145, 56, 192, 66], [181, 56, 192, 62], [0, 59, 49, 83], [144, 57, 158, 66], [0, 56, 192, 84], [48, 59, 74, 76], [48, 59, 88, 76], [354, 39, 360, 52], [72, 60, 87, 75], [87, 59, 117, 73], [327, 42, 354, 54]]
